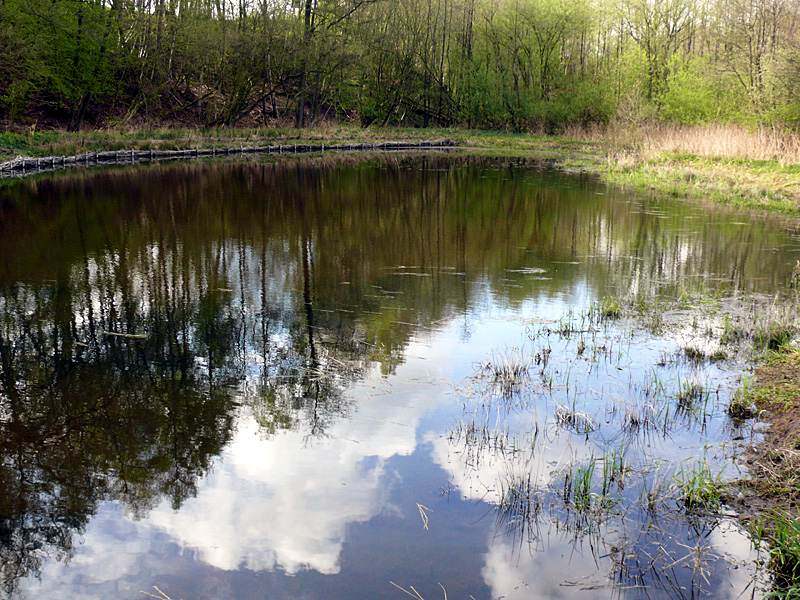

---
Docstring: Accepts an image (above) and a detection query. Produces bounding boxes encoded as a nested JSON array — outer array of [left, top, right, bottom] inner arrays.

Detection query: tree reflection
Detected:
[[0, 273, 239, 594], [0, 154, 795, 595], [0, 169, 373, 592]]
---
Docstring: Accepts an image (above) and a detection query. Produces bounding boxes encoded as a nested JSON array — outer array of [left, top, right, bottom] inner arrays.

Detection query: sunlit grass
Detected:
[[674, 462, 725, 512]]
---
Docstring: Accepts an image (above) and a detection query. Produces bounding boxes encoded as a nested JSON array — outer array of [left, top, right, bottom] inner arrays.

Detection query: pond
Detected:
[[1, 153, 799, 600]]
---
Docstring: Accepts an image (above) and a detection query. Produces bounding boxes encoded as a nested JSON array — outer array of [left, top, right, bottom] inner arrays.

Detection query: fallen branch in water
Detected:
[[101, 331, 148, 339]]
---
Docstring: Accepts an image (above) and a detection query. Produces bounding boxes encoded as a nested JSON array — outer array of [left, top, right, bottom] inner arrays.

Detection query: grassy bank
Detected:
[[588, 124, 800, 214], [744, 348, 800, 511], [0, 125, 598, 161], [2, 123, 799, 213], [738, 347, 800, 596]]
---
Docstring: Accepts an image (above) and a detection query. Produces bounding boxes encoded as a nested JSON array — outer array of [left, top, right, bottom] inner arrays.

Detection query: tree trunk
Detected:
[[68, 93, 91, 132]]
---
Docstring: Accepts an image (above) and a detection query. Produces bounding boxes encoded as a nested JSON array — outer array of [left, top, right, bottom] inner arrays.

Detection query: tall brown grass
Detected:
[[564, 122, 800, 165]]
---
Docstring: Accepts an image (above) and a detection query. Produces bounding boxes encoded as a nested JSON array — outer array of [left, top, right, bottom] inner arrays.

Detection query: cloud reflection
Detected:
[[19, 356, 446, 598], [146, 416, 389, 575], [428, 429, 763, 600], [143, 367, 437, 575]]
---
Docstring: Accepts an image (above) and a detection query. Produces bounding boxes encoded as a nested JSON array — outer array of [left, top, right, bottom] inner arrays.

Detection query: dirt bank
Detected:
[[735, 350, 800, 521]]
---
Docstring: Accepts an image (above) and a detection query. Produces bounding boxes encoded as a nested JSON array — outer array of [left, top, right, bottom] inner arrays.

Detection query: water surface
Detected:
[[1, 154, 798, 599]]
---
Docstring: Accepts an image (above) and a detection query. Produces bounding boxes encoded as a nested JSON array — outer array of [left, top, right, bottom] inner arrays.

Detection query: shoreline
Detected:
[[1, 125, 798, 214], [0, 138, 458, 178], [736, 350, 800, 519]]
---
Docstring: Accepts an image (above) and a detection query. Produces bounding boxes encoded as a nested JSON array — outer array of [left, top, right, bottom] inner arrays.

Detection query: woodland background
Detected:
[[0, 0, 799, 132]]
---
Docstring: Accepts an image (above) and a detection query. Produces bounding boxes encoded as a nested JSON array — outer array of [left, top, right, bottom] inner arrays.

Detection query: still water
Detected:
[[1, 154, 799, 600]]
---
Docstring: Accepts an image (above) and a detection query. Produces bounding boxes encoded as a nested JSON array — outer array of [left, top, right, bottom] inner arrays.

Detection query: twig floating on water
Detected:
[[101, 331, 148, 339]]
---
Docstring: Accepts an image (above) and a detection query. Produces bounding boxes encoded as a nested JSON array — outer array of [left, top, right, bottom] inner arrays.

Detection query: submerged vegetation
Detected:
[[455, 286, 800, 596]]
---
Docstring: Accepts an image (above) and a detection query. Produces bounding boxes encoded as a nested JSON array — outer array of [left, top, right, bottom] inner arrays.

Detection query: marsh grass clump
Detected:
[[769, 515, 800, 592], [554, 404, 597, 435], [554, 309, 590, 337], [728, 380, 758, 421], [562, 460, 596, 512], [683, 346, 707, 363], [727, 395, 757, 421], [592, 296, 623, 320], [621, 402, 661, 435], [496, 467, 544, 543], [674, 462, 725, 513], [755, 322, 797, 352], [600, 448, 629, 496], [726, 303, 799, 353], [682, 345, 727, 364], [709, 349, 728, 362], [675, 379, 712, 418], [475, 347, 532, 398], [448, 419, 519, 461], [559, 456, 623, 516], [721, 315, 747, 345]]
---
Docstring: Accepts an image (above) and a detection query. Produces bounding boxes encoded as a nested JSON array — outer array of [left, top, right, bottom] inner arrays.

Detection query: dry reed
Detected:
[[565, 122, 800, 165]]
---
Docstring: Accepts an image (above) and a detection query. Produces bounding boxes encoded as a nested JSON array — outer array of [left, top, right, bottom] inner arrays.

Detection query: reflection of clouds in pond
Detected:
[[480, 520, 762, 600], [147, 416, 393, 575], [18, 504, 165, 599], [19, 353, 446, 598], [481, 536, 602, 600], [144, 365, 441, 575], [148, 372, 438, 574], [707, 519, 766, 595]]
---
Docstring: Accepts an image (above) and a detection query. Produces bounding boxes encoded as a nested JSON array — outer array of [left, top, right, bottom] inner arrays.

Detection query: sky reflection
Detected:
[[4, 156, 795, 599]]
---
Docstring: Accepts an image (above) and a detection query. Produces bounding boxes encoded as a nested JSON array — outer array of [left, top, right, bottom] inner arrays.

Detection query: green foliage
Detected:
[[728, 378, 757, 420], [562, 458, 596, 512], [658, 57, 741, 124], [673, 462, 725, 512], [0, 0, 799, 130], [596, 296, 622, 319]]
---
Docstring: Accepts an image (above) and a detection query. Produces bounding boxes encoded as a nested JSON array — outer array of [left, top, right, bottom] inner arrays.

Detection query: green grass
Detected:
[[603, 156, 800, 213], [562, 459, 596, 512], [674, 462, 725, 512], [727, 380, 757, 420], [675, 379, 710, 411], [597, 296, 623, 319], [770, 515, 800, 591], [754, 323, 797, 351], [748, 349, 800, 410]]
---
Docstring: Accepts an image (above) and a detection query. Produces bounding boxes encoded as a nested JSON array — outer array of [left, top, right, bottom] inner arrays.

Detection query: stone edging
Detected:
[[0, 138, 458, 179]]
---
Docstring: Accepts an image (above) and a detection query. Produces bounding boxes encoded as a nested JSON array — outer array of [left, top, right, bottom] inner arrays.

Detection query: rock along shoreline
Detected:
[[0, 138, 458, 179]]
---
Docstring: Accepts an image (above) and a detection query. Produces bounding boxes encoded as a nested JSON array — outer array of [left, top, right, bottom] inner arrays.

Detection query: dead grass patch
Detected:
[[568, 122, 800, 165], [737, 350, 800, 515]]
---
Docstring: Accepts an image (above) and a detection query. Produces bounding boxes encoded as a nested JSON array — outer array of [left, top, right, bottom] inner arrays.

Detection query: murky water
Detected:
[[1, 154, 799, 600]]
